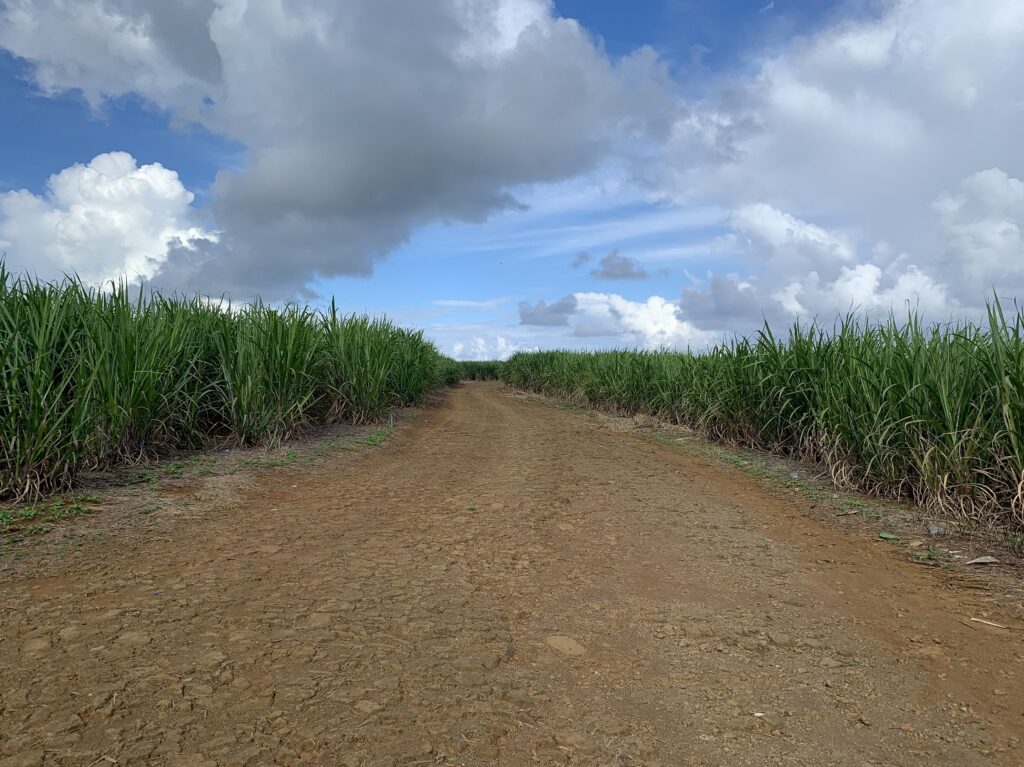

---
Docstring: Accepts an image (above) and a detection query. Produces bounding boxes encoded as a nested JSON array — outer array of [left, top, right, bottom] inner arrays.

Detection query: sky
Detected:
[[0, 0, 1022, 359]]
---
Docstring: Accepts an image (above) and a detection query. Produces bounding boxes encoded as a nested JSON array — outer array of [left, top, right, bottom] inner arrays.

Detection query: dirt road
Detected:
[[1, 382, 1022, 766]]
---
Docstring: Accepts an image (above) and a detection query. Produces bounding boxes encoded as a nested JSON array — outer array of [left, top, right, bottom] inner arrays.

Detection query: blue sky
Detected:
[[1, 0, 1022, 358], [0, 53, 238, 198], [557, 0, 853, 72]]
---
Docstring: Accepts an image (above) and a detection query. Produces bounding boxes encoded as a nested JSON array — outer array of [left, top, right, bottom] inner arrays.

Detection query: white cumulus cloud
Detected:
[[661, 0, 1024, 328], [0, 152, 211, 285], [573, 292, 711, 349], [681, 203, 952, 327], [933, 168, 1024, 298], [453, 335, 531, 361]]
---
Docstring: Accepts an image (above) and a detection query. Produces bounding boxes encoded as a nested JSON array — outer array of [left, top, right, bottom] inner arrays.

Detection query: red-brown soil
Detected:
[[1, 382, 1022, 766]]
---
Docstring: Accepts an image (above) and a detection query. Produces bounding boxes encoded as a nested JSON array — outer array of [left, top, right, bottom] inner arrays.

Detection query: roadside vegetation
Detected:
[[502, 307, 1024, 533], [0, 268, 461, 500], [456, 361, 503, 380]]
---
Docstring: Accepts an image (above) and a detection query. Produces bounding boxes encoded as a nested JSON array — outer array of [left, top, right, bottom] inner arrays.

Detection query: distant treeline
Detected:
[[456, 361, 504, 380]]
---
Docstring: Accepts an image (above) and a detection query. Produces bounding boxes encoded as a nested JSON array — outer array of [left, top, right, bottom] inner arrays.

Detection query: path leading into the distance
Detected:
[[2, 382, 1022, 767]]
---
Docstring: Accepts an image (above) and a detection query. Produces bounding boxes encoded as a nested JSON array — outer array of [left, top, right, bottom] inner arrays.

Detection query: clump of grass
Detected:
[[0, 498, 95, 535], [457, 360, 503, 380], [502, 305, 1024, 533], [0, 267, 457, 500]]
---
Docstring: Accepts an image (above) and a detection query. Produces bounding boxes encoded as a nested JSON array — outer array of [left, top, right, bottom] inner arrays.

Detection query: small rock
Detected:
[[20, 638, 51, 655], [306, 613, 332, 629], [928, 525, 945, 537], [58, 625, 82, 641], [353, 700, 382, 715], [554, 732, 596, 753], [122, 740, 159, 761], [116, 630, 150, 647], [46, 713, 84, 734], [198, 649, 227, 668], [545, 636, 586, 656], [199, 734, 236, 754], [504, 689, 532, 705], [474, 744, 500, 760], [858, 716, 872, 727], [458, 672, 487, 688], [789, 472, 800, 480], [965, 556, 999, 565], [820, 657, 844, 669], [596, 719, 630, 736], [767, 631, 793, 648], [680, 622, 713, 637], [255, 733, 281, 749], [481, 651, 504, 669]]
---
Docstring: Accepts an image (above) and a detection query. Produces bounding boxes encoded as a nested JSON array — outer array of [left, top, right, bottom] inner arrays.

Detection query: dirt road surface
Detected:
[[2, 382, 1022, 766]]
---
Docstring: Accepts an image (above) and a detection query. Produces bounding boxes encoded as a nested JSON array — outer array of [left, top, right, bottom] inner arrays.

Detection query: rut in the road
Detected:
[[1, 382, 1022, 767]]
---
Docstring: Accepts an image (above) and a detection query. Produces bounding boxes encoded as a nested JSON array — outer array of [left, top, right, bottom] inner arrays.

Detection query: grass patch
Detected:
[[0, 496, 101, 545], [361, 426, 392, 446]]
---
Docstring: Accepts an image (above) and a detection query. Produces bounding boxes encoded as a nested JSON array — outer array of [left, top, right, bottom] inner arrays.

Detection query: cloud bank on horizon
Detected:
[[0, 0, 1022, 358]]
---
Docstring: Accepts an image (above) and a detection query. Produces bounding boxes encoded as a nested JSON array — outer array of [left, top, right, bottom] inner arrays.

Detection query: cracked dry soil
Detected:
[[1, 382, 1022, 766]]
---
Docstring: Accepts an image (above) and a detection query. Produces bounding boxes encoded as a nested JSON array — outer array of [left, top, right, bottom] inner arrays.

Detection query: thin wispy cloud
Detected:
[[458, 205, 727, 261]]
